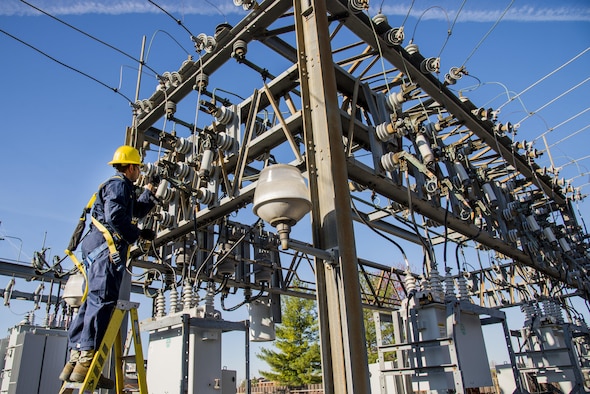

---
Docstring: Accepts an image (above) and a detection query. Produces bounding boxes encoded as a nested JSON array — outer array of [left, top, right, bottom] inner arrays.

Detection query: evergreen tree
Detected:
[[257, 293, 322, 387]]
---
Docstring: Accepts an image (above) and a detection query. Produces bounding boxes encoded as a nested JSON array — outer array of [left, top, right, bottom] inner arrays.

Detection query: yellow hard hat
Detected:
[[108, 145, 142, 165]]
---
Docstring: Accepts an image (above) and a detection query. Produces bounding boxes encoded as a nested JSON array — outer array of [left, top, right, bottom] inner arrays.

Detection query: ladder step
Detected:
[[58, 381, 91, 394], [58, 303, 147, 394]]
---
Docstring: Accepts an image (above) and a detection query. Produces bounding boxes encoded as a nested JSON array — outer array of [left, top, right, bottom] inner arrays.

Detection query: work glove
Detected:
[[139, 228, 156, 241], [148, 173, 161, 187]]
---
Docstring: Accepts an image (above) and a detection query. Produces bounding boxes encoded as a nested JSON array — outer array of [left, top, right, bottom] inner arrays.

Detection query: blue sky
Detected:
[[1, 0, 589, 381]]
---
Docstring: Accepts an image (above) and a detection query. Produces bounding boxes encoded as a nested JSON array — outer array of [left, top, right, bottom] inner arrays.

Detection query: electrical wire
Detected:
[[19, 0, 161, 78], [148, 0, 197, 39], [498, 46, 590, 111], [535, 107, 590, 142], [204, 0, 228, 22], [146, 30, 191, 63], [403, 170, 437, 271], [461, 0, 515, 68], [400, 0, 416, 29], [0, 29, 135, 105], [516, 77, 590, 126], [350, 198, 410, 268], [409, 6, 450, 51], [437, 0, 467, 58]]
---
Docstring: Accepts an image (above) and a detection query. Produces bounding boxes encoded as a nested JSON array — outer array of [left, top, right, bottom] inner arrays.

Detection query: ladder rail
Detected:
[[59, 300, 147, 394]]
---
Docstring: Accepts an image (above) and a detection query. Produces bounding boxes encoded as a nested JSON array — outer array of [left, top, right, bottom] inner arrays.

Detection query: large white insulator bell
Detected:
[[253, 164, 311, 250], [63, 272, 85, 307]]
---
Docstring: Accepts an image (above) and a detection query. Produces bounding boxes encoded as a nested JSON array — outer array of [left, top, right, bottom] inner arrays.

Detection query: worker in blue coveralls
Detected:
[[59, 145, 157, 388]]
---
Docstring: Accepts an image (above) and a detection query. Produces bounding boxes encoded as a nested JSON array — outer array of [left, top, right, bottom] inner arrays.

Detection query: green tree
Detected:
[[257, 293, 322, 387], [361, 269, 404, 364]]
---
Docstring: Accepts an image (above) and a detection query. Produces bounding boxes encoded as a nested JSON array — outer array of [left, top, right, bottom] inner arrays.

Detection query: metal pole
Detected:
[[294, 0, 370, 392]]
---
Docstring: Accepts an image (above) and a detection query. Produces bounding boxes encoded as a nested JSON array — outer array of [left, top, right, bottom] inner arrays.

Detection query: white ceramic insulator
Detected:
[[526, 215, 541, 232], [416, 134, 434, 165], [217, 132, 235, 151], [405, 43, 419, 54], [169, 286, 178, 314], [503, 208, 514, 221], [386, 91, 405, 111], [156, 180, 173, 203], [197, 188, 214, 205], [194, 73, 209, 92], [375, 122, 393, 142], [199, 149, 215, 179], [183, 281, 193, 310], [143, 163, 158, 178], [384, 28, 404, 46], [155, 291, 166, 317], [175, 162, 192, 180], [380, 152, 397, 172], [444, 270, 456, 301], [543, 227, 557, 243], [457, 275, 470, 300], [521, 302, 534, 321], [159, 210, 174, 228], [175, 137, 193, 154], [215, 106, 234, 125], [348, 0, 369, 13], [428, 269, 444, 303], [482, 183, 497, 206], [559, 238, 572, 252], [404, 271, 416, 293], [508, 229, 519, 242], [454, 162, 469, 185]]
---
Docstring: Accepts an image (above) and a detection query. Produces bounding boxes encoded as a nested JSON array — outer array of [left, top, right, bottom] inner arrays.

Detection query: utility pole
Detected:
[[295, 0, 370, 392]]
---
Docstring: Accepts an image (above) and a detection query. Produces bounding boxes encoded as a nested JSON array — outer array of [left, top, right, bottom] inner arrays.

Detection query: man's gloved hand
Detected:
[[139, 228, 156, 241], [148, 174, 161, 187]]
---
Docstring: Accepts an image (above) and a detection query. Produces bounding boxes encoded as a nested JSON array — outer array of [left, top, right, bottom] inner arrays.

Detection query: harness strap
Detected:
[[91, 216, 122, 265], [64, 250, 88, 303]]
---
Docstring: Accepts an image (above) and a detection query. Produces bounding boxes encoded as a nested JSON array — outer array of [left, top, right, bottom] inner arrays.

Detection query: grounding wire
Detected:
[[498, 46, 590, 112], [19, 0, 160, 78], [0, 29, 135, 105], [460, 0, 514, 68]]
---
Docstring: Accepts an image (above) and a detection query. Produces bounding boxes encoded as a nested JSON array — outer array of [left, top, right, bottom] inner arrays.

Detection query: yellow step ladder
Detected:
[[59, 300, 148, 394]]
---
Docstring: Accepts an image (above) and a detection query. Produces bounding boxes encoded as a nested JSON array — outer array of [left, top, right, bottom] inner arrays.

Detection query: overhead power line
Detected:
[[19, 0, 161, 78], [461, 0, 515, 67], [517, 77, 590, 125], [0, 29, 134, 105], [535, 107, 590, 143], [498, 46, 590, 111]]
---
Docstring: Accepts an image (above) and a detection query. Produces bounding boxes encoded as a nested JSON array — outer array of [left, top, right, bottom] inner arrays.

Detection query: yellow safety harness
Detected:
[[64, 176, 125, 303]]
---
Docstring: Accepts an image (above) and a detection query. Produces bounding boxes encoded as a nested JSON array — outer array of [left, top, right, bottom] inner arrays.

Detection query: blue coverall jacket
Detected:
[[68, 173, 155, 351]]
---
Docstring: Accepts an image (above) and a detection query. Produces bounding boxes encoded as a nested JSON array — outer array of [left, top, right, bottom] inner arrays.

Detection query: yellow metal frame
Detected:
[[59, 300, 147, 394]]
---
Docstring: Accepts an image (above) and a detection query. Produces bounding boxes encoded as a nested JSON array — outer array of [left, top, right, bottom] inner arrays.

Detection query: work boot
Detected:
[[70, 349, 115, 389], [58, 349, 80, 382]]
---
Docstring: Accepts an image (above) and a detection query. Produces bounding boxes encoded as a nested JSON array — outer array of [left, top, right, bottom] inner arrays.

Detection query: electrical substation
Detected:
[[1, 0, 590, 393]]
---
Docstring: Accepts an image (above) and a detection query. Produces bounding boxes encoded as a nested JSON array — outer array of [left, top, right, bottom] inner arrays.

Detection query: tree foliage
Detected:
[[257, 293, 322, 387], [361, 269, 404, 364]]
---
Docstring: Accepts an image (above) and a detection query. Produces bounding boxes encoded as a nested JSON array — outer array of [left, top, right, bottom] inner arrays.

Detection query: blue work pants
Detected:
[[67, 245, 125, 351]]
